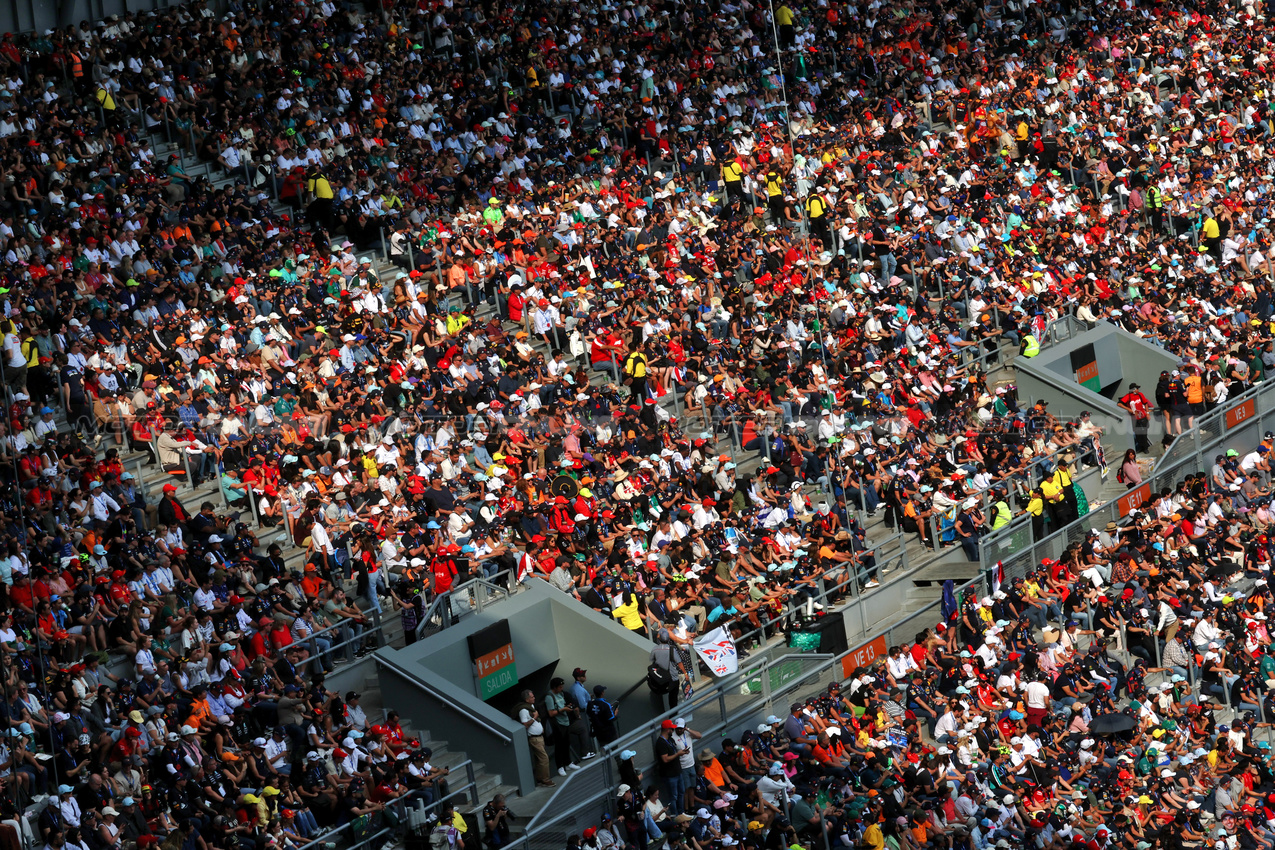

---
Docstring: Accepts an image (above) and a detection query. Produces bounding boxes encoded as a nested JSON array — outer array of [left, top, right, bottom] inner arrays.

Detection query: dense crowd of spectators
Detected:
[[555, 437, 1275, 850], [1, 0, 1275, 844]]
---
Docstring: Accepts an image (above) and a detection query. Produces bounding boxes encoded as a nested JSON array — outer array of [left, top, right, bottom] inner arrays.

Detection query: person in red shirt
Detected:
[[431, 552, 458, 594], [8, 573, 39, 614], [507, 287, 527, 323], [368, 776, 405, 804], [381, 711, 418, 755], [107, 571, 132, 607], [269, 620, 296, 655], [247, 616, 273, 659], [589, 330, 625, 377], [109, 726, 144, 763]]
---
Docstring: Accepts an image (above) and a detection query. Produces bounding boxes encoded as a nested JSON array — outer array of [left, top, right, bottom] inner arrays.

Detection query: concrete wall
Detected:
[[8, 0, 202, 38], [373, 584, 659, 795], [1017, 326, 1178, 458], [1032, 326, 1125, 390]]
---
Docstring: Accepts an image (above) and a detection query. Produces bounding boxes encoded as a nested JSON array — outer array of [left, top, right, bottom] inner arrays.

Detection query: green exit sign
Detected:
[[478, 660, 518, 700], [470, 620, 518, 700]]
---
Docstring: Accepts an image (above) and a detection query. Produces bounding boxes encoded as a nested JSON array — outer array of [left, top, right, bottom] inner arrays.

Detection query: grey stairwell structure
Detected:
[[375, 582, 666, 796]]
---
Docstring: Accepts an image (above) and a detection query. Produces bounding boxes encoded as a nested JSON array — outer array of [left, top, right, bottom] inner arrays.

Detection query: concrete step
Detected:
[[905, 585, 944, 605]]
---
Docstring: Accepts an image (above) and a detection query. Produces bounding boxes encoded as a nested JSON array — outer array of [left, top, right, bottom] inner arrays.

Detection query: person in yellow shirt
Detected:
[[445, 306, 471, 335], [1201, 214, 1222, 263], [806, 192, 831, 249], [624, 343, 649, 401], [722, 158, 744, 202], [775, 3, 795, 47], [766, 169, 784, 218], [861, 817, 884, 850], [306, 170, 335, 231], [96, 84, 116, 113], [611, 589, 646, 635], [1027, 487, 1045, 540]]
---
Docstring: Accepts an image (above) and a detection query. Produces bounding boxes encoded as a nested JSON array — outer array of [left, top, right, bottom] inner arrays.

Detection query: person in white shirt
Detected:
[[886, 648, 918, 682], [1192, 612, 1222, 650], [1022, 676, 1052, 722], [515, 688, 552, 787], [89, 482, 122, 526], [756, 762, 795, 807], [262, 728, 291, 773], [57, 786, 82, 827], [310, 520, 336, 573]]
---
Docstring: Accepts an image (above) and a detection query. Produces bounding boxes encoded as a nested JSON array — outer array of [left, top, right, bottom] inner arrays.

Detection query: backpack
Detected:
[[647, 645, 676, 693], [430, 823, 457, 850]]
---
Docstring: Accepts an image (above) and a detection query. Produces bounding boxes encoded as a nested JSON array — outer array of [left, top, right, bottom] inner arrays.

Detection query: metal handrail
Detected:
[[1152, 376, 1272, 476], [984, 373, 1275, 564], [518, 570, 989, 842], [414, 576, 512, 640], [377, 653, 515, 743], [980, 372, 1275, 584], [523, 651, 834, 835], [293, 759, 479, 850]]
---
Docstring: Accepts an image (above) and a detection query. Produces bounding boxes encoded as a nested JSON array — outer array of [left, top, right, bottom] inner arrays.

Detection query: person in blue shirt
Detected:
[[706, 596, 738, 625], [568, 668, 590, 711]]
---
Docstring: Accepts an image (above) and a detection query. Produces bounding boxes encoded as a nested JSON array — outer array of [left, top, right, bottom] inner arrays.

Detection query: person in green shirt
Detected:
[[1250, 351, 1266, 383], [483, 197, 504, 225], [1258, 651, 1275, 684], [273, 389, 298, 420], [221, 467, 248, 505]]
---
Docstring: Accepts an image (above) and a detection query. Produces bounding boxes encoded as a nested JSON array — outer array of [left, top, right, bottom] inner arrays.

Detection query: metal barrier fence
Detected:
[[416, 578, 514, 640], [503, 570, 987, 850], [946, 309, 1089, 377], [415, 530, 916, 668], [981, 376, 1275, 584], [295, 760, 479, 850]]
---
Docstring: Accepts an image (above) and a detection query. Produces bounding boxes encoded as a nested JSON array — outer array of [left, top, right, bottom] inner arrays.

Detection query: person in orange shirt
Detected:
[[811, 732, 851, 777], [908, 813, 931, 848], [300, 563, 325, 598], [698, 750, 729, 793], [186, 685, 215, 732]]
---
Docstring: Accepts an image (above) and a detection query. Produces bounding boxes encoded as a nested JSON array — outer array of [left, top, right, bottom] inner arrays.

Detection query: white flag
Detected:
[[693, 627, 739, 677]]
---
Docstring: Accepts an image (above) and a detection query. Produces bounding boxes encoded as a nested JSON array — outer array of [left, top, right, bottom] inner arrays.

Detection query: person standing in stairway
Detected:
[[654, 720, 687, 817], [512, 689, 554, 788], [586, 685, 619, 748], [545, 678, 583, 778], [567, 668, 596, 760], [670, 718, 702, 816]]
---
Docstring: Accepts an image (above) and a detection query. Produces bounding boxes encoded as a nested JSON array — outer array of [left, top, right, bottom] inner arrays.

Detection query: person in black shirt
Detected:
[[340, 781, 384, 828], [580, 577, 612, 616], [654, 721, 687, 816], [482, 795, 513, 849], [37, 797, 64, 841], [586, 685, 618, 746], [274, 646, 306, 687], [423, 481, 456, 514], [60, 364, 95, 437]]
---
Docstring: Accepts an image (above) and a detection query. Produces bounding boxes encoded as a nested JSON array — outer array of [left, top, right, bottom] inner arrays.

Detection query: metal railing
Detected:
[[505, 570, 987, 850], [294, 759, 479, 850], [515, 652, 834, 848], [945, 307, 1088, 377], [981, 375, 1275, 584], [415, 577, 514, 639], [413, 536, 913, 654]]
